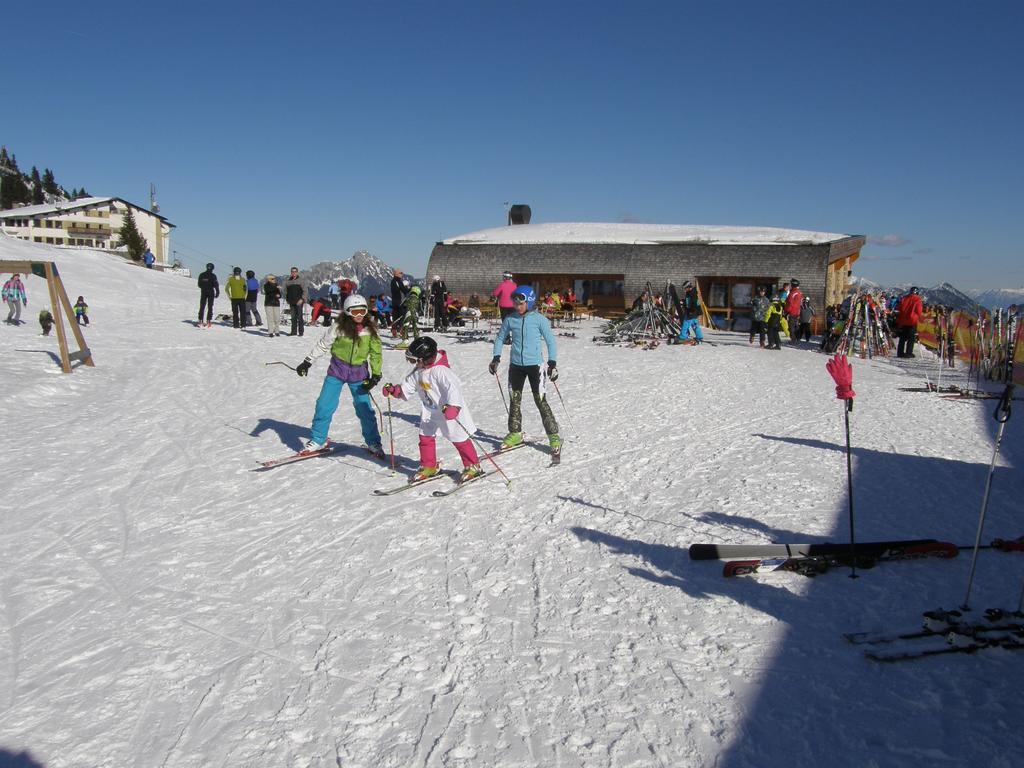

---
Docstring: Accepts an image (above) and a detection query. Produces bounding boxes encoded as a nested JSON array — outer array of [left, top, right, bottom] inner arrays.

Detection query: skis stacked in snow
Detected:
[[846, 608, 1024, 662]]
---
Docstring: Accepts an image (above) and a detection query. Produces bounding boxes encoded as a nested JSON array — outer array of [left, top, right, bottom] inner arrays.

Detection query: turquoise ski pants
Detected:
[[310, 376, 381, 447]]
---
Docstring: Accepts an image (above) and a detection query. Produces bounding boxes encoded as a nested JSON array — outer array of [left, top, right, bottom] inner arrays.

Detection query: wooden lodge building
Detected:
[[426, 222, 865, 328]]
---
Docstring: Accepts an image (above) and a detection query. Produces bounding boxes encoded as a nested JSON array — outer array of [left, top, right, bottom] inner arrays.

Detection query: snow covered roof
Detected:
[[441, 222, 855, 247], [0, 196, 173, 224]]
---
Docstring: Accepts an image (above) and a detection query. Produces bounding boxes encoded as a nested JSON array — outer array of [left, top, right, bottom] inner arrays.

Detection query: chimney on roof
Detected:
[[508, 204, 531, 226]]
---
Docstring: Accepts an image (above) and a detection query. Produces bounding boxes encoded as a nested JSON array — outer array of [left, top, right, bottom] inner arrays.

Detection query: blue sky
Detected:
[[3, 1, 1021, 288]]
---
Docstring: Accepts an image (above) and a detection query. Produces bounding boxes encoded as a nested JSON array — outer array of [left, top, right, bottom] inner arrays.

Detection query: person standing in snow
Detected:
[[797, 296, 815, 342], [74, 296, 90, 326], [764, 298, 785, 350], [294, 294, 384, 456], [390, 268, 409, 336], [675, 284, 704, 344], [429, 275, 448, 331], [749, 286, 770, 347], [399, 286, 423, 341], [328, 280, 341, 309], [784, 278, 803, 344], [382, 335, 483, 484], [225, 267, 249, 329], [285, 266, 306, 336], [196, 263, 218, 328], [143, 249, 156, 269], [491, 271, 517, 321], [489, 285, 562, 456], [3, 273, 27, 325], [245, 270, 263, 329], [262, 274, 283, 337], [895, 286, 924, 358]]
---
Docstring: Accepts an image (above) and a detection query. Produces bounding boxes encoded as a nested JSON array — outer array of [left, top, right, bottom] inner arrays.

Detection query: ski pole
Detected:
[[550, 379, 578, 438], [958, 315, 1015, 610], [843, 398, 858, 579], [962, 380, 1016, 611], [385, 392, 396, 475], [446, 408, 512, 488], [368, 391, 385, 434], [494, 371, 509, 416], [265, 361, 297, 371]]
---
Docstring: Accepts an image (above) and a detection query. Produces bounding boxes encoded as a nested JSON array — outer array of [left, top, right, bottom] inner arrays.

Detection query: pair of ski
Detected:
[[688, 539, 959, 577], [371, 441, 534, 497], [846, 608, 1024, 662]]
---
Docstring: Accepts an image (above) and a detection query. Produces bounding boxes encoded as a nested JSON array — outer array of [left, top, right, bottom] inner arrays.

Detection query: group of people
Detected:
[[196, 263, 306, 336], [4, 273, 91, 334], [747, 279, 815, 350], [292, 282, 562, 485]]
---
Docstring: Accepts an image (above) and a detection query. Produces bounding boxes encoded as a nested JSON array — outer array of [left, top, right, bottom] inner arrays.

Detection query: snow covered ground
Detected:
[[1, 237, 1022, 768]]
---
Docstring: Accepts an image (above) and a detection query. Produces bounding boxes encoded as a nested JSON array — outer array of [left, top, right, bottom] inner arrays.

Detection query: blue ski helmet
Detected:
[[512, 285, 536, 310]]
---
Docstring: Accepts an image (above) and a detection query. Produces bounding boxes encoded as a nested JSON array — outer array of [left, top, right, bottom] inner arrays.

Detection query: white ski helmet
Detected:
[[343, 294, 369, 315]]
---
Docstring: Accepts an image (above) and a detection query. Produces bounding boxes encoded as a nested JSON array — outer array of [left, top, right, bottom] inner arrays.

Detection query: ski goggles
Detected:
[[512, 293, 529, 304], [347, 307, 368, 316]]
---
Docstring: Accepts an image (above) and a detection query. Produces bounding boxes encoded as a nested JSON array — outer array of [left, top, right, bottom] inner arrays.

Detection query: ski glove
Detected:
[[296, 358, 312, 377], [488, 357, 500, 375], [443, 404, 460, 420], [547, 361, 558, 382], [825, 354, 855, 400], [361, 374, 381, 392], [382, 383, 402, 398]]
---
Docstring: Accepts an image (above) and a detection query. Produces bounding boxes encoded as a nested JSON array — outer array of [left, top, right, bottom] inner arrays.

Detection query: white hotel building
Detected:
[[0, 197, 174, 264]]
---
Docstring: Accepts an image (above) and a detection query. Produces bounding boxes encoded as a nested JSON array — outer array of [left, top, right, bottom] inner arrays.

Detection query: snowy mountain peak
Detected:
[[296, 250, 421, 299]]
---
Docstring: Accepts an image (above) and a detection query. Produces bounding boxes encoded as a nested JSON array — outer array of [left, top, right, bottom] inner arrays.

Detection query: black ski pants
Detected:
[[289, 302, 304, 336], [198, 291, 216, 324], [897, 325, 916, 357], [231, 298, 247, 328]]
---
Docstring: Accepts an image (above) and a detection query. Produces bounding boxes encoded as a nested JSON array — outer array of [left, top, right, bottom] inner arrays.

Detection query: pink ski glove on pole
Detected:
[[382, 383, 404, 399], [826, 354, 855, 400], [443, 404, 460, 420]]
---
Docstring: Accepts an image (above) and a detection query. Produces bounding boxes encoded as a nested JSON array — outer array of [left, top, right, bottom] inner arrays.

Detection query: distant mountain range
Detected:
[[849, 277, 1022, 312], [291, 250, 421, 301]]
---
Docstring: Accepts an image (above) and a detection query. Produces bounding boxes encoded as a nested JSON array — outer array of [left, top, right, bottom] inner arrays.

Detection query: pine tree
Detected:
[[30, 167, 44, 204], [42, 168, 59, 196], [116, 207, 149, 260]]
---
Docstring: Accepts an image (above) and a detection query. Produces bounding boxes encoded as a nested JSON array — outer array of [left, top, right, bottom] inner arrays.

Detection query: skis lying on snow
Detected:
[[691, 537, 1024, 577], [845, 608, 1024, 662], [688, 539, 948, 562], [720, 541, 957, 577]]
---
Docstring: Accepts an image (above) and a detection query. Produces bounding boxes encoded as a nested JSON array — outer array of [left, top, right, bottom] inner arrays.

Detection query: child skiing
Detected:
[[74, 296, 89, 326], [295, 294, 385, 457], [489, 285, 562, 457], [382, 335, 483, 484]]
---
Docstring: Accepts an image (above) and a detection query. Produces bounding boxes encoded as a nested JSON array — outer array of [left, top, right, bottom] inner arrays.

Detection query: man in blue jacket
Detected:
[[489, 285, 562, 456]]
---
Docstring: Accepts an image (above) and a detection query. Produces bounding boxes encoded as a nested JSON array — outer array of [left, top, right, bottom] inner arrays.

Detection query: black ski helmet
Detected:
[[405, 336, 438, 363]]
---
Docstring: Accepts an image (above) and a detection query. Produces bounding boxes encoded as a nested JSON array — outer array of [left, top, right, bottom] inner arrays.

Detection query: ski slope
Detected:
[[1, 236, 1022, 767]]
